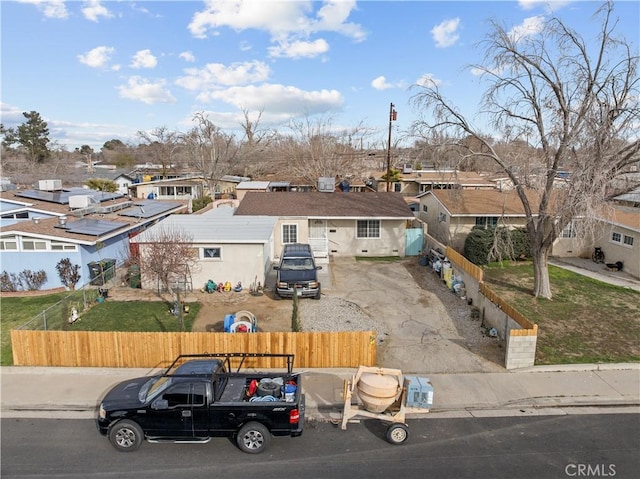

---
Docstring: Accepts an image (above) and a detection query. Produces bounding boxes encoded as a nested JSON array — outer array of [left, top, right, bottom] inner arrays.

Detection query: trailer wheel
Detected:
[[236, 422, 271, 454], [109, 420, 144, 452], [386, 423, 409, 445]]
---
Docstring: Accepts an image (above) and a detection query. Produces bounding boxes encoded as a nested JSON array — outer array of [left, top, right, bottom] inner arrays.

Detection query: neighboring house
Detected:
[[131, 207, 277, 292], [235, 181, 271, 201], [234, 191, 416, 258], [128, 176, 206, 201], [0, 182, 187, 290], [419, 189, 535, 251], [553, 204, 640, 278], [372, 169, 497, 195], [113, 173, 135, 196]]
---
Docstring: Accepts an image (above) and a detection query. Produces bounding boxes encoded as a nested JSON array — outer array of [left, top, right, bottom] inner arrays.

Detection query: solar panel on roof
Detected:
[[15, 188, 123, 205], [64, 219, 128, 236], [118, 201, 178, 218]]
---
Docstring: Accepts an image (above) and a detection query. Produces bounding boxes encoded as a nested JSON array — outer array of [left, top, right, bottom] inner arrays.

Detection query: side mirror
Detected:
[[152, 399, 169, 410]]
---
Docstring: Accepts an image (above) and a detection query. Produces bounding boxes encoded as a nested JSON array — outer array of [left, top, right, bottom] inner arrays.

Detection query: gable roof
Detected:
[[235, 191, 414, 219], [425, 189, 536, 217]]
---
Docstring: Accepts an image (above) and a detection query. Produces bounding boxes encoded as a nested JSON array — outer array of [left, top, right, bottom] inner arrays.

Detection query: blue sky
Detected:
[[1, 0, 638, 151]]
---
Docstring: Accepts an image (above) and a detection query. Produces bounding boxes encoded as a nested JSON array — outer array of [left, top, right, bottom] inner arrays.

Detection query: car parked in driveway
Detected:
[[273, 243, 322, 299]]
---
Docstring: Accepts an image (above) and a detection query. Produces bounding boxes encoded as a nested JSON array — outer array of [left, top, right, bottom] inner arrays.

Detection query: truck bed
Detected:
[[217, 373, 300, 404]]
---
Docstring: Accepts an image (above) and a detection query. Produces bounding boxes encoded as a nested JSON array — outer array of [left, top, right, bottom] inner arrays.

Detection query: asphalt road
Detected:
[[2, 413, 638, 479]]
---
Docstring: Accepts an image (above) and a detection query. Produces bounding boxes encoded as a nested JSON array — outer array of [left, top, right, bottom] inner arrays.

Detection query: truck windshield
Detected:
[[138, 376, 172, 402], [281, 258, 314, 270]]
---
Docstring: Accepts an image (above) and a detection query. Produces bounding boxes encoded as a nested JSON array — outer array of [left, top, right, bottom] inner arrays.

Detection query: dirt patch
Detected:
[[190, 291, 293, 333]]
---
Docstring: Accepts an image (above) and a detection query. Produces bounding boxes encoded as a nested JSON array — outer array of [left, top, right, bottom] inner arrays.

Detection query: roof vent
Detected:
[[59, 215, 67, 226]]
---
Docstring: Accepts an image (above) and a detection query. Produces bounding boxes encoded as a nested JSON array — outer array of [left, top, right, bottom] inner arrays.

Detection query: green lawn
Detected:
[[483, 262, 640, 365], [0, 295, 199, 366]]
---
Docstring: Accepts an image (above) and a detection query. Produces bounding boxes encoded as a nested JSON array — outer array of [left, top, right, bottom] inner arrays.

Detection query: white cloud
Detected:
[[203, 84, 344, 115], [188, 0, 365, 53], [176, 61, 271, 91], [371, 76, 401, 91], [78, 46, 117, 69], [416, 73, 442, 88], [518, 0, 570, 12], [130, 49, 158, 69], [117, 76, 176, 104], [431, 18, 460, 48], [268, 39, 329, 59], [82, 0, 113, 22], [18, 0, 68, 19], [509, 16, 545, 41], [179, 51, 196, 62]]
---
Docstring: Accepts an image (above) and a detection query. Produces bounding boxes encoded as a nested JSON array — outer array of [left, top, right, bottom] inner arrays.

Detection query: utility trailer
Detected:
[[341, 366, 433, 445]]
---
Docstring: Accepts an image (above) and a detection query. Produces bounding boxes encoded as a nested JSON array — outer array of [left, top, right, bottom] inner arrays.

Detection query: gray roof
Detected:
[[235, 191, 414, 219], [133, 208, 276, 244]]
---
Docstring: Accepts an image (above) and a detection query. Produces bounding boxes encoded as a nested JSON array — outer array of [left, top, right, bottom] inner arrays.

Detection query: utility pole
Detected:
[[385, 102, 397, 192]]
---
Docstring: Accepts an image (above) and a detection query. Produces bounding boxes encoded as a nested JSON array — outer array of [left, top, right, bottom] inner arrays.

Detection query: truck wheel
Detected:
[[386, 423, 409, 445], [236, 422, 271, 454], [109, 420, 144, 452], [313, 286, 321, 300]]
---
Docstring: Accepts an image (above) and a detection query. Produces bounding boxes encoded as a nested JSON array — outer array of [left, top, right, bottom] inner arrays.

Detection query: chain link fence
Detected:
[[16, 263, 122, 331]]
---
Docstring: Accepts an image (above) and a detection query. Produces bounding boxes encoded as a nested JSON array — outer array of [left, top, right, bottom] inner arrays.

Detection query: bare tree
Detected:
[[277, 114, 374, 185], [137, 126, 182, 177], [181, 112, 238, 196], [235, 108, 278, 177], [137, 225, 197, 296], [411, 2, 639, 299]]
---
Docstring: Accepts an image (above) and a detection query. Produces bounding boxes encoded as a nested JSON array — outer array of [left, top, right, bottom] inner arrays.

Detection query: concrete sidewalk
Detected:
[[1, 363, 638, 420]]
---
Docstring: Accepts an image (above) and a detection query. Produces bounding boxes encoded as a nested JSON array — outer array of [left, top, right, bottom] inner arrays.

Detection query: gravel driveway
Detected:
[[183, 256, 505, 374], [299, 257, 505, 374]]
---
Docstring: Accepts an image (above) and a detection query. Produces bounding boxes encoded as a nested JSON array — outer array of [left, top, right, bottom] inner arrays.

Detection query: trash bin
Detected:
[[128, 265, 141, 288], [89, 262, 105, 285]]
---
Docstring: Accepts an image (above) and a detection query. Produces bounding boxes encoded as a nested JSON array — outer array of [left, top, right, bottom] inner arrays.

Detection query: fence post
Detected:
[[42, 311, 47, 331]]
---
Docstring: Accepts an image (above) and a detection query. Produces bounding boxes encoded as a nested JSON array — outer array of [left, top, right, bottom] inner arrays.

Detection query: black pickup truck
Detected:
[[96, 353, 305, 454]]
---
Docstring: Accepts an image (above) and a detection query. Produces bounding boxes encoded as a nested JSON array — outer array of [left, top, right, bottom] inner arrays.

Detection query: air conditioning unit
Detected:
[[317, 177, 335, 193], [38, 179, 62, 191], [69, 195, 94, 209]]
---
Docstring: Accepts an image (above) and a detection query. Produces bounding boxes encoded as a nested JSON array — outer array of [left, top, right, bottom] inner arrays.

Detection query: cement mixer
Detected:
[[341, 366, 433, 445]]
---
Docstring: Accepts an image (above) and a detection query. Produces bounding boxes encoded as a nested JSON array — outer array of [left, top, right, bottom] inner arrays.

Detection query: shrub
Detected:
[[192, 196, 213, 212], [1, 271, 18, 292], [19, 270, 48, 290], [56, 258, 81, 290], [464, 226, 531, 265]]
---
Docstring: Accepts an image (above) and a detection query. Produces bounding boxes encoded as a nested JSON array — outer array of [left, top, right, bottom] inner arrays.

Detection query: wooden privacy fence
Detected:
[[445, 247, 483, 282], [10, 330, 377, 369], [479, 283, 535, 330]]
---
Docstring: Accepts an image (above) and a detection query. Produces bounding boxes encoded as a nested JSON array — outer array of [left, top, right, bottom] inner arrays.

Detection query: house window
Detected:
[[51, 241, 77, 251], [623, 235, 634, 246], [282, 224, 298, 244], [393, 183, 401, 193], [356, 220, 380, 238], [203, 247, 221, 259], [475, 217, 498, 228], [561, 222, 576, 238], [22, 239, 47, 251], [422, 205, 428, 213], [611, 232, 622, 243], [0, 236, 18, 250]]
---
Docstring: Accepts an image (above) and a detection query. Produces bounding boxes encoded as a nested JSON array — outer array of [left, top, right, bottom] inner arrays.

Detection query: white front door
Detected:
[[308, 220, 328, 257]]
